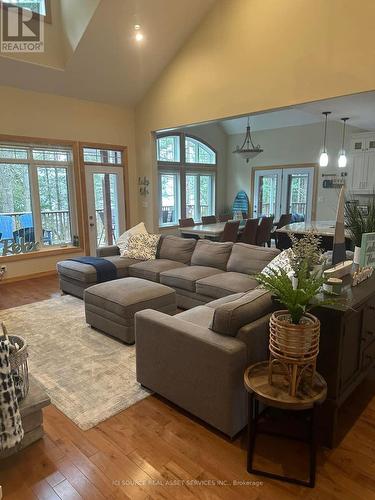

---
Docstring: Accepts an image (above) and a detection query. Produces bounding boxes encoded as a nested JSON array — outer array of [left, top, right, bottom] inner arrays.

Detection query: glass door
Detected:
[[281, 167, 314, 222], [253, 167, 315, 222], [253, 169, 282, 219], [85, 165, 126, 255]]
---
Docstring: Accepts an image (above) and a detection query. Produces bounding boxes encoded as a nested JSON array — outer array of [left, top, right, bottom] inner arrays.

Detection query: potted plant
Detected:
[[345, 198, 375, 265], [257, 261, 326, 396]]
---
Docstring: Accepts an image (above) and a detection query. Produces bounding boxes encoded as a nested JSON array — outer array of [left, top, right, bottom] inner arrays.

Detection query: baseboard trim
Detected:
[[0, 270, 58, 285]]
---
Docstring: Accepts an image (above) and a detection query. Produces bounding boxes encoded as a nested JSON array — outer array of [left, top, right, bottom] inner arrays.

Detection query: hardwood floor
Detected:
[[1, 276, 375, 500]]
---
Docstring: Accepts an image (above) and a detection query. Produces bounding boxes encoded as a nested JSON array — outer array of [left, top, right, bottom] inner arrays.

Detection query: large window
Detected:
[[0, 143, 77, 256], [3, 0, 47, 16], [157, 133, 216, 226]]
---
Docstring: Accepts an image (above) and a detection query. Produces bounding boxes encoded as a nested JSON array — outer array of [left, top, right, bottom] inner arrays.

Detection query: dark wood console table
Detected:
[[315, 275, 375, 447]]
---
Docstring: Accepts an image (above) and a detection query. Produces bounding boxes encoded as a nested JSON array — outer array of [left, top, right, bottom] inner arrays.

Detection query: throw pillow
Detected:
[[116, 222, 147, 255], [261, 248, 293, 275], [122, 233, 161, 260]]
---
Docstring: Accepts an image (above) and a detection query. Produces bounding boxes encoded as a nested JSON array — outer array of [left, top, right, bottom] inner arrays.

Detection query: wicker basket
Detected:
[[268, 310, 320, 397], [8, 335, 29, 401]]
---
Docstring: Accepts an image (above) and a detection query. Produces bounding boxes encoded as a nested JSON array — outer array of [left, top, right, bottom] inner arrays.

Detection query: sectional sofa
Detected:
[[57, 235, 280, 437], [57, 235, 279, 307]]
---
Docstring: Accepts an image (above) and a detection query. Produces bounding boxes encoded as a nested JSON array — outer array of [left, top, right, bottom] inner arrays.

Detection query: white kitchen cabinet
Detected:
[[348, 133, 375, 193]]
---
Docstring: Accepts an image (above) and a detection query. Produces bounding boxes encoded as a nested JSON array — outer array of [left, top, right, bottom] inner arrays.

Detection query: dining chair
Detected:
[[179, 218, 195, 227], [256, 216, 274, 247], [271, 213, 292, 248], [239, 218, 259, 245], [201, 215, 217, 224], [220, 220, 240, 243], [179, 218, 199, 239], [218, 214, 232, 222]]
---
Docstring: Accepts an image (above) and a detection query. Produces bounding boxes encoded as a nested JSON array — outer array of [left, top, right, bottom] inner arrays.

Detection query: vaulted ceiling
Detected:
[[0, 0, 215, 105]]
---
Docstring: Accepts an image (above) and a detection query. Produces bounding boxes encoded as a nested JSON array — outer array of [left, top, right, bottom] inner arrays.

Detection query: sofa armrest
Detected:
[[96, 245, 120, 257], [236, 313, 271, 365], [135, 309, 247, 437]]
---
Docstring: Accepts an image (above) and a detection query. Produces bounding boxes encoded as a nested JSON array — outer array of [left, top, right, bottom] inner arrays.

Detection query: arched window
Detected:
[[157, 133, 217, 226], [185, 137, 216, 164]]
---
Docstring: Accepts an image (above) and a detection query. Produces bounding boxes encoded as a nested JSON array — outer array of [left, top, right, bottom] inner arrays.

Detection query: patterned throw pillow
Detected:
[[123, 233, 161, 260], [261, 249, 293, 276], [116, 222, 148, 255]]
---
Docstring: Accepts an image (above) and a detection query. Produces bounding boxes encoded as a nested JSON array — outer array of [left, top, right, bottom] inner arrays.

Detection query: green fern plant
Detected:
[[257, 261, 326, 324]]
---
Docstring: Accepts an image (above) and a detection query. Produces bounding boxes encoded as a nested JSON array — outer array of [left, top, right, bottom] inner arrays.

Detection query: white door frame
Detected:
[[252, 165, 316, 222], [85, 165, 126, 256], [253, 169, 283, 219]]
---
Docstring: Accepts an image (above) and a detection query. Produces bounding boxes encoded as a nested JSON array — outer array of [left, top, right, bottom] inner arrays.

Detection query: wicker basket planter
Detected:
[[268, 310, 320, 397], [8, 335, 29, 401]]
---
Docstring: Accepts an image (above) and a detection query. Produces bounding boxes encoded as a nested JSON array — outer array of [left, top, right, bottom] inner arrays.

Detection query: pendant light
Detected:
[[338, 118, 349, 168], [319, 111, 331, 167], [233, 117, 263, 163]]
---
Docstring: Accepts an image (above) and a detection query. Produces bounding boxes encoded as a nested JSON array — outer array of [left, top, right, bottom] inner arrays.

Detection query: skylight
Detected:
[[3, 0, 46, 16]]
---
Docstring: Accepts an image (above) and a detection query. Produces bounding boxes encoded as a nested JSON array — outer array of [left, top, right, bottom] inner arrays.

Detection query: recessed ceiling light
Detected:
[[134, 24, 141, 30], [135, 32, 144, 42]]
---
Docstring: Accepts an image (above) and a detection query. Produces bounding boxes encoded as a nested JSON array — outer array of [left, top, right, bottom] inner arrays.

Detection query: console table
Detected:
[[0, 375, 50, 459], [315, 275, 375, 447]]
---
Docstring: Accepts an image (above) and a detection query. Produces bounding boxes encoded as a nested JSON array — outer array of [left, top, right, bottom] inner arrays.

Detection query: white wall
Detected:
[[226, 122, 365, 220]]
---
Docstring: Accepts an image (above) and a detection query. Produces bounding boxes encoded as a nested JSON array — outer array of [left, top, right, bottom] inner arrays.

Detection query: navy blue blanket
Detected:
[[68, 256, 117, 283]]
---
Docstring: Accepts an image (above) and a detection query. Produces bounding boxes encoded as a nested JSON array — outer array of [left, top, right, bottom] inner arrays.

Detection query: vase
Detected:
[[353, 246, 361, 265], [268, 310, 320, 396]]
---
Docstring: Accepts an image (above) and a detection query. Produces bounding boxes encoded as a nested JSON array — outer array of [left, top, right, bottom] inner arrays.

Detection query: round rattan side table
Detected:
[[244, 361, 327, 488]]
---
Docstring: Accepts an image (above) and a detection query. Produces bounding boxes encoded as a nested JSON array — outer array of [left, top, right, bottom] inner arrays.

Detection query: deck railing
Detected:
[[0, 210, 71, 244]]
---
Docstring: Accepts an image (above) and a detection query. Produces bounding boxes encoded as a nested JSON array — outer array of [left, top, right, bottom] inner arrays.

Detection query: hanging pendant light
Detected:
[[338, 117, 349, 168], [319, 111, 331, 167], [233, 117, 263, 163]]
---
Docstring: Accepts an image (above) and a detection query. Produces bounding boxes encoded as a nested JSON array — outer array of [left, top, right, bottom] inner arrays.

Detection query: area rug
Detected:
[[0, 296, 150, 430]]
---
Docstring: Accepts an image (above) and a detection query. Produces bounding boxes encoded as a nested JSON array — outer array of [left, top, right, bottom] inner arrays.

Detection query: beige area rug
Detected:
[[0, 296, 150, 430]]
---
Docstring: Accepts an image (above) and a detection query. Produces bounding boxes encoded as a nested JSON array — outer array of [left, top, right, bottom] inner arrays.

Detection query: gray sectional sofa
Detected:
[[57, 235, 280, 437], [57, 236, 279, 307]]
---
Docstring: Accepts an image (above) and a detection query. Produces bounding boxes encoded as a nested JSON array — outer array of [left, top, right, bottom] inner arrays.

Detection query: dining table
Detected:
[[178, 220, 246, 239], [275, 220, 352, 251]]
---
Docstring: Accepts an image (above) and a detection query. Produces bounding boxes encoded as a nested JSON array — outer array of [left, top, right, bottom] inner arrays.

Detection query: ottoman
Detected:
[[84, 277, 176, 344]]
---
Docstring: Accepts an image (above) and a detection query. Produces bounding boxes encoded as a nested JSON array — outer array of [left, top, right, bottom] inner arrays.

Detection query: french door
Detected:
[[85, 165, 126, 255], [253, 167, 315, 222]]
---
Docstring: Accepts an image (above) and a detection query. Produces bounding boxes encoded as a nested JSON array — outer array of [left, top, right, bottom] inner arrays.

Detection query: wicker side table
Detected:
[[244, 361, 327, 488]]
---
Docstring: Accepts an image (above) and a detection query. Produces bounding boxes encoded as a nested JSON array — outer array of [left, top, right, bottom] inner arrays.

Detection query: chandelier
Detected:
[[232, 117, 263, 163]]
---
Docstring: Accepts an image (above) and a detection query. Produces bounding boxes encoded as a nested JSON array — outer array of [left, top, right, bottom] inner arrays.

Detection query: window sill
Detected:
[[0, 246, 84, 263], [159, 224, 179, 230]]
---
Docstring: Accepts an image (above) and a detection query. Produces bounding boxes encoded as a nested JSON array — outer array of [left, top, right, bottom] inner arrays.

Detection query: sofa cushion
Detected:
[[129, 259, 187, 282], [206, 293, 245, 308], [57, 256, 140, 283], [227, 243, 280, 275], [175, 306, 215, 328], [261, 248, 293, 275], [191, 240, 233, 271], [122, 233, 161, 260], [158, 235, 196, 264], [196, 272, 259, 299], [210, 288, 275, 337], [116, 222, 148, 255], [160, 266, 224, 292]]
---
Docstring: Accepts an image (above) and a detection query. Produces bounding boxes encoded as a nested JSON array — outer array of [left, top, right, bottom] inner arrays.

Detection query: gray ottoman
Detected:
[[84, 277, 176, 344]]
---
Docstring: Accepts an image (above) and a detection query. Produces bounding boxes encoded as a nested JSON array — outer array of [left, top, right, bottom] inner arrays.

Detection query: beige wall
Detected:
[[0, 85, 136, 280], [135, 0, 375, 231], [226, 122, 364, 220]]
